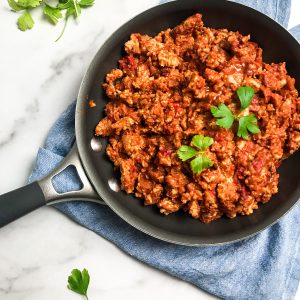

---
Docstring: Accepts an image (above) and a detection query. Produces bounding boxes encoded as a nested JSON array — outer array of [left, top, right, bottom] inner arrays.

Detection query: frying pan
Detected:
[[1, 0, 300, 246]]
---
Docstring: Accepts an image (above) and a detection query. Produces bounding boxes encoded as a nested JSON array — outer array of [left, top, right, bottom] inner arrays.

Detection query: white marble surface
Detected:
[[0, 1, 299, 299]]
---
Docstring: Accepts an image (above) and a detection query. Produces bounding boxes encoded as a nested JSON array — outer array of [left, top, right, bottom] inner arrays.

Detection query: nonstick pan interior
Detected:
[[76, 0, 300, 245]]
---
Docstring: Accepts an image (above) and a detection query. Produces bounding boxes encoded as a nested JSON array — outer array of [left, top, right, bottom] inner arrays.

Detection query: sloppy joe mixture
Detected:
[[95, 14, 300, 223]]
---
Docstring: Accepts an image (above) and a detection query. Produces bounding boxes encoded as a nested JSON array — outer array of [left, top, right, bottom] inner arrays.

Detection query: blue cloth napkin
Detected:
[[29, 1, 300, 299]]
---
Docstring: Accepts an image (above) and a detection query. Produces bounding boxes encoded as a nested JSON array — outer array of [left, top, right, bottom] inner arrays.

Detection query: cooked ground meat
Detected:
[[95, 14, 300, 223]]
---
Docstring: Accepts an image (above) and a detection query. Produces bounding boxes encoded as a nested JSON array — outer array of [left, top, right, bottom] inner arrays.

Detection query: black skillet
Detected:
[[1, 0, 300, 246]]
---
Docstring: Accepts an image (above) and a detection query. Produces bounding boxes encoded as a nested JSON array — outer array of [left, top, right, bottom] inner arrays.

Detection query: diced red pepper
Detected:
[[119, 55, 136, 70], [252, 157, 264, 173], [127, 55, 136, 67], [172, 103, 183, 117], [161, 149, 173, 157], [241, 185, 249, 200], [215, 132, 223, 143], [236, 166, 245, 178]]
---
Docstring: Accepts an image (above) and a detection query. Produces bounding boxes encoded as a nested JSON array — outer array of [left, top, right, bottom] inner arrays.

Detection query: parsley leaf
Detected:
[[237, 86, 255, 110], [57, 0, 80, 17], [18, 0, 42, 8], [79, 0, 94, 6], [66, 5, 76, 17], [44, 5, 62, 24], [237, 115, 260, 139], [55, 0, 84, 41], [192, 135, 214, 151], [190, 156, 214, 174], [7, 0, 95, 39], [177, 135, 214, 174], [210, 104, 235, 129], [177, 145, 198, 161], [57, 0, 72, 9], [211, 86, 260, 139], [8, 0, 24, 11], [67, 268, 90, 300], [17, 10, 34, 31], [66, 0, 81, 17]]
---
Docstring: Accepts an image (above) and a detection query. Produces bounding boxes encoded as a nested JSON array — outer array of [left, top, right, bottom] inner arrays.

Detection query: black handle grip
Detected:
[[0, 182, 46, 227]]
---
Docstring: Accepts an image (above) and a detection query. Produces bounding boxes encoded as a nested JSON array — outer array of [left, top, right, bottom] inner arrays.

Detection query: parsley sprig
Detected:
[[211, 86, 260, 139], [178, 135, 214, 174], [7, 0, 94, 40], [67, 268, 90, 300]]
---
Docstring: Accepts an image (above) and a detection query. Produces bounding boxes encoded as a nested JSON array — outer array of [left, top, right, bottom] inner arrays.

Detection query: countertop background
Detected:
[[0, 1, 299, 299]]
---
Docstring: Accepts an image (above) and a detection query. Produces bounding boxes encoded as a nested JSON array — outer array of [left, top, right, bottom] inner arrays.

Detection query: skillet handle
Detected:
[[0, 144, 102, 228], [38, 144, 100, 204], [0, 182, 46, 227]]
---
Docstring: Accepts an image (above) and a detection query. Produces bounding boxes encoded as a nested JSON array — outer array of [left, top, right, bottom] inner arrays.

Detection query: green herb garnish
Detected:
[[17, 10, 35, 30], [190, 155, 214, 174], [178, 135, 214, 174], [211, 86, 260, 139], [237, 115, 260, 139], [7, 0, 95, 40], [177, 145, 198, 161], [210, 103, 234, 129], [236, 85, 255, 110], [67, 268, 90, 300], [43, 5, 63, 25]]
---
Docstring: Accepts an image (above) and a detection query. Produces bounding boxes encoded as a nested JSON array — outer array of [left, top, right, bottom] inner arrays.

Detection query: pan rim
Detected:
[[75, 0, 300, 246]]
